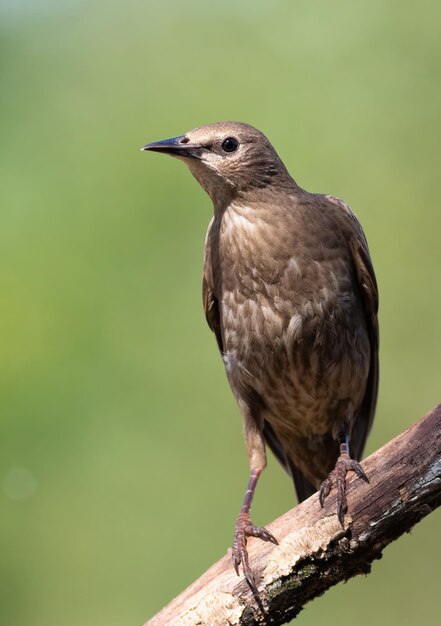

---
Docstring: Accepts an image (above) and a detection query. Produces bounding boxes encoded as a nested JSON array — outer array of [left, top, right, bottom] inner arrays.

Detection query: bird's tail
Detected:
[[263, 419, 318, 503], [289, 463, 317, 502]]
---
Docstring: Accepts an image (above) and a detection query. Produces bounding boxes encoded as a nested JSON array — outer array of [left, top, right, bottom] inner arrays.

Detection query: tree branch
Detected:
[[145, 405, 441, 626]]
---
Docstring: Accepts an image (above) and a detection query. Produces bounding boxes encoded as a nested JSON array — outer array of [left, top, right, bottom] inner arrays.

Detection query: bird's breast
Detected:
[[215, 203, 370, 434]]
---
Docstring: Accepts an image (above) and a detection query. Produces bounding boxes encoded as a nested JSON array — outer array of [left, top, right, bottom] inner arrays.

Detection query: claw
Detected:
[[319, 454, 368, 525], [233, 555, 240, 576], [231, 512, 278, 596], [337, 494, 347, 526], [244, 568, 258, 597], [319, 477, 332, 507], [350, 460, 369, 482], [254, 527, 279, 545]]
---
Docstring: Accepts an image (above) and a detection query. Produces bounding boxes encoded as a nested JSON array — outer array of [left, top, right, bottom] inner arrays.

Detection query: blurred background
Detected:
[[1, 1, 440, 625]]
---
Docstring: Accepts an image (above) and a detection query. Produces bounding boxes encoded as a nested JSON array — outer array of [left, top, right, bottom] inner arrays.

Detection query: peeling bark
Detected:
[[145, 405, 441, 626]]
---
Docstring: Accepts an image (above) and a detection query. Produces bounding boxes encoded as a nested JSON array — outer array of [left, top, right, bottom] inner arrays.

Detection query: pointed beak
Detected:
[[141, 135, 203, 159]]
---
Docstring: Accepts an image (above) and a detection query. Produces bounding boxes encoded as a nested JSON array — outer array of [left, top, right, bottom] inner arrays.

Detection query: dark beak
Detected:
[[141, 135, 202, 159]]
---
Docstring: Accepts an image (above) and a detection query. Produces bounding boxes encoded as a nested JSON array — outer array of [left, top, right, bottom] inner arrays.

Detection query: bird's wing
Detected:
[[202, 218, 224, 354], [326, 195, 380, 459]]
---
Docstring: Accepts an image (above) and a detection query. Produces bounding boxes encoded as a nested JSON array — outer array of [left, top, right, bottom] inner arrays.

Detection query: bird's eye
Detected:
[[221, 137, 239, 153]]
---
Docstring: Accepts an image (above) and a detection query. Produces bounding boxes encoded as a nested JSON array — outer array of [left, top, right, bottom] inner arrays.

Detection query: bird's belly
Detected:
[[222, 291, 370, 437]]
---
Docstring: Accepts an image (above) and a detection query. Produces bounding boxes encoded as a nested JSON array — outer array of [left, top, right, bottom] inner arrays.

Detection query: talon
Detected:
[[231, 512, 278, 595], [319, 454, 368, 523], [255, 527, 279, 545], [337, 495, 347, 527], [319, 478, 332, 507], [233, 555, 240, 576], [349, 460, 369, 482], [244, 568, 258, 597]]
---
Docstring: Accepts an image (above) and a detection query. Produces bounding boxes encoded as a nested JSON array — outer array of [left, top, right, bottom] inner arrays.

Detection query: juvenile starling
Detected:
[[142, 122, 379, 596]]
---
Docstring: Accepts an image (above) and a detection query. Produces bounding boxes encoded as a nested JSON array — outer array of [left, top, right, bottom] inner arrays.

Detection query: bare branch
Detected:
[[145, 405, 441, 626]]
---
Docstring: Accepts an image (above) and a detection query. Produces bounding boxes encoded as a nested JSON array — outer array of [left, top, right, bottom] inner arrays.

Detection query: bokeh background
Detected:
[[1, 1, 440, 625]]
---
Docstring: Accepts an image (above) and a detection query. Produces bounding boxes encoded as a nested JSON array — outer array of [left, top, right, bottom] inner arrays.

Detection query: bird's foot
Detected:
[[232, 512, 278, 596], [319, 453, 369, 526]]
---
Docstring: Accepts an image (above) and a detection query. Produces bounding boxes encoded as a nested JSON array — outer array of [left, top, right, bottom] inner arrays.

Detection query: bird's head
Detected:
[[142, 122, 294, 210]]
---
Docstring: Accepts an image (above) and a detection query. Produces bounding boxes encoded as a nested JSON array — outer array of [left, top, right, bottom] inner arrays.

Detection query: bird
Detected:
[[141, 122, 379, 598]]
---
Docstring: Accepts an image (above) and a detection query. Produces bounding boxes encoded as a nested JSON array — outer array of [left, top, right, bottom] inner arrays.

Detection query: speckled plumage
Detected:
[[195, 125, 378, 497], [143, 121, 379, 596]]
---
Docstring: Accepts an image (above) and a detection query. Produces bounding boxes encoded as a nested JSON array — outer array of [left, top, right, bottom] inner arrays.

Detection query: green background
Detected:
[[1, 1, 440, 625]]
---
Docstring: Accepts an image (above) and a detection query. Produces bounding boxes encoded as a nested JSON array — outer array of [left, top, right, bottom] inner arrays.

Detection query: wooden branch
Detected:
[[145, 405, 441, 626]]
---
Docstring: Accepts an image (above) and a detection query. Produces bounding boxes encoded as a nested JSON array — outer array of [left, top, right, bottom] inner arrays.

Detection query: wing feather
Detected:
[[202, 218, 224, 354], [327, 195, 379, 459]]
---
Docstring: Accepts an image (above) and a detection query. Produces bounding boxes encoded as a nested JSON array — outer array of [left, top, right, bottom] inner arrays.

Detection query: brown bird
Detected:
[[142, 122, 379, 597]]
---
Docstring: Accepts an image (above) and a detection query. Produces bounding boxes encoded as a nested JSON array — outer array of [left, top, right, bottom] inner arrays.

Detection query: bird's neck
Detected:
[[186, 159, 300, 217], [186, 160, 236, 213]]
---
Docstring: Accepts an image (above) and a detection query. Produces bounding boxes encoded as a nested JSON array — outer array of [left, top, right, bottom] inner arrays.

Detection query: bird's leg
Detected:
[[232, 467, 278, 596], [319, 428, 369, 526], [232, 406, 278, 598]]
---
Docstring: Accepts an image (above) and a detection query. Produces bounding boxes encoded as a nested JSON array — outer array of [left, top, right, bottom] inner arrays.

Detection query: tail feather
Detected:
[[263, 419, 317, 503], [290, 463, 317, 502]]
